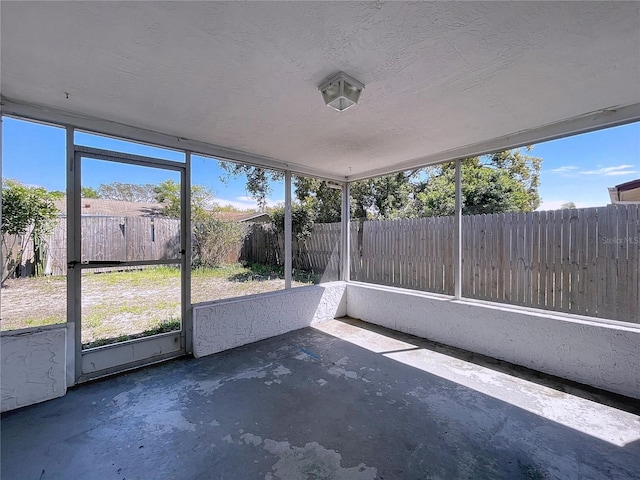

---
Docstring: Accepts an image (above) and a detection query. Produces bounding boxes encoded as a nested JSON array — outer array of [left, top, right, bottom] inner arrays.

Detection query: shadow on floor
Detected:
[[2, 319, 639, 480]]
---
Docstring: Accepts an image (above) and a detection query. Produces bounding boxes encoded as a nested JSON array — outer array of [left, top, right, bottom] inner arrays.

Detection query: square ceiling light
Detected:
[[319, 72, 365, 112]]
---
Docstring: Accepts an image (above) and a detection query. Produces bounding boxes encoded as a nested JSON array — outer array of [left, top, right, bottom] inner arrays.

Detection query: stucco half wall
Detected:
[[1, 324, 67, 412], [192, 282, 347, 357], [346, 283, 640, 400]]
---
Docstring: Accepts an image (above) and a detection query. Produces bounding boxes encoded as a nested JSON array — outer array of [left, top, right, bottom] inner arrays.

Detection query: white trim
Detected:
[[347, 280, 640, 331], [341, 183, 351, 282], [67, 127, 82, 383], [6, 98, 637, 184], [1, 98, 347, 182], [454, 159, 462, 299], [285, 171, 292, 289], [184, 152, 192, 354], [345, 103, 640, 181]]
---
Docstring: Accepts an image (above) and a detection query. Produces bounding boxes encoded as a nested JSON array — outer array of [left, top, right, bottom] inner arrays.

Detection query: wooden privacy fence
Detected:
[[2, 216, 181, 277], [4, 205, 638, 323], [239, 223, 342, 280], [459, 205, 639, 323], [349, 205, 638, 323], [350, 216, 456, 295]]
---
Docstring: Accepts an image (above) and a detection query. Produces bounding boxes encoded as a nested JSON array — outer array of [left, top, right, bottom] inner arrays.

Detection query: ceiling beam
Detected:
[[346, 103, 640, 181], [4, 97, 638, 184], [0, 97, 348, 182]]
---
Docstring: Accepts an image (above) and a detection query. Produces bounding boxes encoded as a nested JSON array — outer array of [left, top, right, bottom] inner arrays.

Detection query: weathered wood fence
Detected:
[[2, 216, 180, 277], [350, 205, 639, 323], [4, 205, 638, 322], [239, 223, 342, 281], [241, 205, 639, 323]]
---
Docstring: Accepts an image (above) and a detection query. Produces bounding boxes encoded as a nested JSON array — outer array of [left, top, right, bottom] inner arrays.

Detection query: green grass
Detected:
[[4, 262, 320, 341], [20, 315, 65, 327], [87, 266, 181, 286], [83, 262, 320, 284]]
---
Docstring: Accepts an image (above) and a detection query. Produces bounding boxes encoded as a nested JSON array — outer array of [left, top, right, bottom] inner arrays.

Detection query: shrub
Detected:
[[1, 179, 61, 284], [192, 216, 248, 268]]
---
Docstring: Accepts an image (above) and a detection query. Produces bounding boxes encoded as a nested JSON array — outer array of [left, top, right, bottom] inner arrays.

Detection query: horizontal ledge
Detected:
[[1, 97, 348, 183], [346, 281, 640, 332]]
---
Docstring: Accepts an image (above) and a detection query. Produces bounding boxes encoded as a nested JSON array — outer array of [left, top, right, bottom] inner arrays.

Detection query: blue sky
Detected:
[[2, 116, 639, 211]]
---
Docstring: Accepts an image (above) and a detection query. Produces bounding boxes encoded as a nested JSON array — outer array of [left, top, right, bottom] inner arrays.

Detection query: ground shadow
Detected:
[[227, 263, 320, 284], [3, 320, 638, 480]]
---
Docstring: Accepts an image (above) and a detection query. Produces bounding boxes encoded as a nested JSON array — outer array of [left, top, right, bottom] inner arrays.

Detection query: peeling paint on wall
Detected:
[[1, 326, 67, 412]]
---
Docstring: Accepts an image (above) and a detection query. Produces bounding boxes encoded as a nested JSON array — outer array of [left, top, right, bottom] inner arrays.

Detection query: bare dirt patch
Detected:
[[1, 265, 313, 346]]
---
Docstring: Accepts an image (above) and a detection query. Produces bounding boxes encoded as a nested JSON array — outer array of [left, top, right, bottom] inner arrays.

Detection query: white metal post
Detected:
[[341, 182, 351, 282], [284, 171, 292, 289], [183, 152, 192, 354], [454, 158, 462, 299], [0, 116, 3, 282], [67, 127, 82, 383]]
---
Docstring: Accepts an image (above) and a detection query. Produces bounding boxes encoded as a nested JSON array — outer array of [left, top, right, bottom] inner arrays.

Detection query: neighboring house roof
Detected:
[[53, 198, 269, 221], [213, 211, 271, 223], [608, 178, 640, 204], [54, 198, 164, 216]]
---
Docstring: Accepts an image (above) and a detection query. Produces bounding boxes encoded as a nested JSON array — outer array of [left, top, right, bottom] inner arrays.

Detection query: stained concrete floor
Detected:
[[2, 318, 639, 480]]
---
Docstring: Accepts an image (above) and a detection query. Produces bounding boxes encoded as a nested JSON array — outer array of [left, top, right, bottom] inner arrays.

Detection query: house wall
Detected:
[[192, 282, 347, 357], [346, 283, 640, 400], [1, 325, 67, 412]]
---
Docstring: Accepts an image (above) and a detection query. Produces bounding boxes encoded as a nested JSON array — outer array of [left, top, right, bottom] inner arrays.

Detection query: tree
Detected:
[[1, 180, 62, 284], [292, 177, 342, 223], [97, 182, 157, 202], [150, 180, 249, 268], [152, 179, 214, 222], [561, 202, 576, 210], [220, 148, 542, 222], [81, 186, 101, 198], [414, 151, 542, 217], [218, 162, 283, 211], [270, 203, 315, 241]]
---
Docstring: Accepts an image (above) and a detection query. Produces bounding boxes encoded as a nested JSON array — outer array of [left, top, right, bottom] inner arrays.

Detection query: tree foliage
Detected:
[[218, 162, 283, 210], [1, 179, 62, 284], [81, 186, 101, 198], [97, 182, 157, 202], [270, 203, 315, 241], [414, 152, 542, 217], [220, 148, 542, 231]]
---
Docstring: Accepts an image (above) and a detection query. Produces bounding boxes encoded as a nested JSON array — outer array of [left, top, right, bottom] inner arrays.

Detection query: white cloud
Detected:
[[580, 165, 639, 176], [550, 166, 578, 173], [214, 196, 283, 211]]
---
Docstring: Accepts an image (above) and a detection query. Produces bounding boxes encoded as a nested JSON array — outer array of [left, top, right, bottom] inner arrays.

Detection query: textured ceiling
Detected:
[[1, 1, 639, 180]]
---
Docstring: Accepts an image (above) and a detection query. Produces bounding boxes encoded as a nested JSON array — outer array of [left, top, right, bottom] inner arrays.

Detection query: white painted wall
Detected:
[[347, 283, 640, 400], [1, 325, 67, 412], [193, 282, 347, 357], [4, 280, 636, 412]]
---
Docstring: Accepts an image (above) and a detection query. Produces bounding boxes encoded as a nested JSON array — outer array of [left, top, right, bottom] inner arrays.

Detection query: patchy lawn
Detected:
[[0, 264, 318, 348]]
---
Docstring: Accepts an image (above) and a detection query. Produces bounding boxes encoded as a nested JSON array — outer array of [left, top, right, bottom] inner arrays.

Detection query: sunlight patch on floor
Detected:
[[313, 319, 640, 447]]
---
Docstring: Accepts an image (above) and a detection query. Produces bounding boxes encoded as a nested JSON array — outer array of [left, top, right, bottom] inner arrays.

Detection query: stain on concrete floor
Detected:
[[1, 319, 639, 480]]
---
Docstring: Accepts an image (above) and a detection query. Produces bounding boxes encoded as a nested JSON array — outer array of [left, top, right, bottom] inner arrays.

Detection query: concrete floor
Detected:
[[2, 318, 639, 480]]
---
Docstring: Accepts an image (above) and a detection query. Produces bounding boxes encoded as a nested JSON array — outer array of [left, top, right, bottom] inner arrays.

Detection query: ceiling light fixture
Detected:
[[318, 72, 364, 112]]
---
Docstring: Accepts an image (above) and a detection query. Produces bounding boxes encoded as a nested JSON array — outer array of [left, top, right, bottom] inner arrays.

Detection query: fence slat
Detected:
[[6, 206, 638, 323]]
